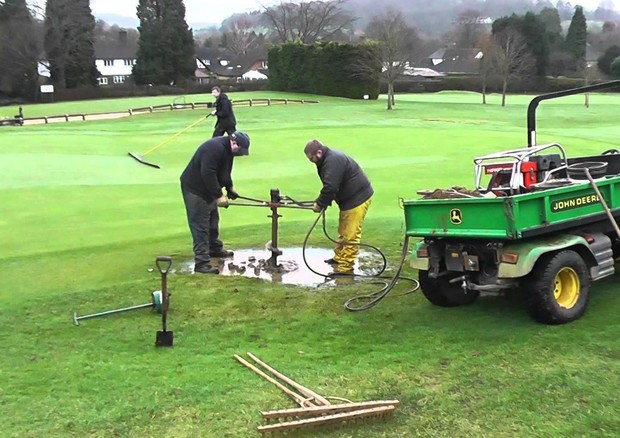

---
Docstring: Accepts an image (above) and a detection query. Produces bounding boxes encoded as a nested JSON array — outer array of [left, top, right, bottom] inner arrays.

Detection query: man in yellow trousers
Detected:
[[304, 139, 374, 276]]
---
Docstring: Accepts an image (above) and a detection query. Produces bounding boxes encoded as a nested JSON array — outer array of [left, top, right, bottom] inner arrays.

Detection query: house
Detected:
[[93, 30, 138, 86], [195, 47, 268, 83], [428, 47, 483, 75]]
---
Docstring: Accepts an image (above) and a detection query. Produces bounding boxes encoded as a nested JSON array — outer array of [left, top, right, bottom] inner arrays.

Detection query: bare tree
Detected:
[[477, 33, 496, 105], [223, 18, 262, 55], [454, 9, 486, 48], [365, 9, 418, 110], [493, 28, 534, 107], [262, 0, 355, 44]]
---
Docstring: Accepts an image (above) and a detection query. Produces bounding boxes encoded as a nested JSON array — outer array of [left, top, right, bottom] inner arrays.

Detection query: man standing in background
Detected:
[[210, 86, 237, 137]]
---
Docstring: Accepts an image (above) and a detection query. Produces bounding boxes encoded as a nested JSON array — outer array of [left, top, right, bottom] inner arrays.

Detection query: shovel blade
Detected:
[[155, 330, 174, 347]]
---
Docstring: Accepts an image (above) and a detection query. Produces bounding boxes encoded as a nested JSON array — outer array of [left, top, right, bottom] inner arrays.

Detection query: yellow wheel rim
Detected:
[[553, 267, 580, 309]]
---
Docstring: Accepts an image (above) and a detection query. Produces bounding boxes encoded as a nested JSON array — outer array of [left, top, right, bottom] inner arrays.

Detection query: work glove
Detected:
[[227, 188, 239, 200], [312, 202, 323, 213], [216, 195, 229, 208]]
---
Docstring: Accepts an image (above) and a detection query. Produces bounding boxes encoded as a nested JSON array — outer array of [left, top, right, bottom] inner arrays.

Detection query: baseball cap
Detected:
[[231, 131, 250, 155]]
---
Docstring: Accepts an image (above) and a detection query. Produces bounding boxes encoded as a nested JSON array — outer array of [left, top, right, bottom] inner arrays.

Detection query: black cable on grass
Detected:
[[301, 209, 420, 311]]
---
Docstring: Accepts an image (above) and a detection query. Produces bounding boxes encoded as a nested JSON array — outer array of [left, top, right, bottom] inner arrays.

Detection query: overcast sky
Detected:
[[93, 1, 617, 24], [90, 0, 280, 24], [31, 1, 618, 25]]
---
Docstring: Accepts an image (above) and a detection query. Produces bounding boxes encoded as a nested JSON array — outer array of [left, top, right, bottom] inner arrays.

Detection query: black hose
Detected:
[[301, 209, 420, 311]]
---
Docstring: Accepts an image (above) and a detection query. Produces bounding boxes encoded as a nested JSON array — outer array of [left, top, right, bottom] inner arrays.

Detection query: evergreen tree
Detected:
[[133, 0, 195, 85], [565, 5, 587, 71], [538, 7, 563, 49], [597, 45, 620, 75], [0, 0, 30, 20], [0, 0, 40, 98], [44, 0, 98, 88]]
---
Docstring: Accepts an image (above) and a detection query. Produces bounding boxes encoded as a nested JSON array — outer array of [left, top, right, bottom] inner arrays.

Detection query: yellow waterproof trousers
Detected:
[[333, 197, 372, 272]]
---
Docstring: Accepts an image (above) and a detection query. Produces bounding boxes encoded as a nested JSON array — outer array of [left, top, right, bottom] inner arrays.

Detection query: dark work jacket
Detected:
[[315, 147, 374, 211], [180, 136, 234, 202], [214, 93, 236, 129]]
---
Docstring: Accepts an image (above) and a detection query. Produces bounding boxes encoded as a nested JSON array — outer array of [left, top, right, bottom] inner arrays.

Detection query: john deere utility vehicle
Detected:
[[404, 81, 620, 324]]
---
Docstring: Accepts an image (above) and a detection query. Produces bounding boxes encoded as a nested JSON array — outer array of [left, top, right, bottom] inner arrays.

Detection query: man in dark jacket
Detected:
[[210, 86, 237, 137], [180, 131, 250, 274], [304, 139, 374, 275]]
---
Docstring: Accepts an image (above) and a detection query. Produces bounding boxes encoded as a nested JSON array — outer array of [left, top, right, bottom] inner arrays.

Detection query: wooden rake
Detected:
[[233, 352, 399, 436]]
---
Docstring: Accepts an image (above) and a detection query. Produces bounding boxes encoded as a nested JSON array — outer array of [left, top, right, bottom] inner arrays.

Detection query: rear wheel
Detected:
[[521, 250, 590, 324], [418, 271, 480, 307]]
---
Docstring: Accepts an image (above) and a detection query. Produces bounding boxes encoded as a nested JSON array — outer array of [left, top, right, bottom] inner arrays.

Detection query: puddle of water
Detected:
[[174, 247, 384, 287]]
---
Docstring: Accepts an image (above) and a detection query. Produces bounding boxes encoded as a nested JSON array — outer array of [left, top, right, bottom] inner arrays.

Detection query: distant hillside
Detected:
[[96, 13, 139, 29], [96, 13, 216, 31]]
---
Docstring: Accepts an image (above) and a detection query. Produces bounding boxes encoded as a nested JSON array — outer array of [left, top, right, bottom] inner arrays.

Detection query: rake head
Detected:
[[258, 405, 396, 436], [128, 152, 160, 169]]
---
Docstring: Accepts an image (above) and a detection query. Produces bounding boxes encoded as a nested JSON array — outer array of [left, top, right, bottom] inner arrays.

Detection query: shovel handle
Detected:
[[156, 256, 172, 274]]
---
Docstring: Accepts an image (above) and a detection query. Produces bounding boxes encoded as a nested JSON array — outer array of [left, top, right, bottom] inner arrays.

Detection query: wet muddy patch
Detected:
[[175, 247, 384, 287]]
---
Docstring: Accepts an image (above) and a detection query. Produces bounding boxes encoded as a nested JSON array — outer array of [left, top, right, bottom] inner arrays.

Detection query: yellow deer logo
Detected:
[[450, 208, 463, 225]]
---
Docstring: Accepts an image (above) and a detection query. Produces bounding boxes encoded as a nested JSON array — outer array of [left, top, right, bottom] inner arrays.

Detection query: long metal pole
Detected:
[[584, 168, 620, 239], [73, 303, 153, 326]]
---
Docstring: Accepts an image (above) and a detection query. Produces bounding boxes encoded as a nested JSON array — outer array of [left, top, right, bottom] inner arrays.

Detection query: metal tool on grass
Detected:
[[155, 256, 174, 347], [128, 114, 209, 169], [73, 291, 168, 326], [225, 189, 314, 268]]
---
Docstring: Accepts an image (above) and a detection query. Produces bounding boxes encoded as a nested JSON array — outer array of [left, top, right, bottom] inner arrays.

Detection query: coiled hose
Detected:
[[302, 210, 420, 311]]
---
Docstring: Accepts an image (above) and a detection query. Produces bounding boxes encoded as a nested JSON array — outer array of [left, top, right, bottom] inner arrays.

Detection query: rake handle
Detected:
[[247, 352, 330, 406], [141, 115, 206, 157], [234, 354, 315, 407]]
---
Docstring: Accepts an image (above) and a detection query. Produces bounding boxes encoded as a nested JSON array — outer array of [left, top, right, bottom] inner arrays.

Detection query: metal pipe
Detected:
[[73, 302, 153, 326], [227, 202, 312, 210], [527, 80, 620, 147]]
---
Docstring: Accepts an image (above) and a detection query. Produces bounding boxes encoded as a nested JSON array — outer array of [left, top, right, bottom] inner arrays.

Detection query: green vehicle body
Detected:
[[403, 81, 620, 324], [404, 178, 620, 241]]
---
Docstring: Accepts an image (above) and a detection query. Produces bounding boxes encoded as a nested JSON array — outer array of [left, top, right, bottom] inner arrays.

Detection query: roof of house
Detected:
[[428, 47, 482, 74], [94, 38, 138, 59], [195, 47, 268, 77]]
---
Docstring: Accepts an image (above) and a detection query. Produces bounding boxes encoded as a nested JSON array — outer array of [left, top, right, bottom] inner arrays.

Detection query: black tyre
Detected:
[[418, 271, 480, 307], [521, 250, 590, 324]]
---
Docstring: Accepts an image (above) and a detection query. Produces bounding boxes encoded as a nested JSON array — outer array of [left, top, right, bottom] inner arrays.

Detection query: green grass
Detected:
[[1, 91, 620, 437]]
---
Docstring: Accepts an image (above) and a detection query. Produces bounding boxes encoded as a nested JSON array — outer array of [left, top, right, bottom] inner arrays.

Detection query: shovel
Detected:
[[155, 256, 174, 347]]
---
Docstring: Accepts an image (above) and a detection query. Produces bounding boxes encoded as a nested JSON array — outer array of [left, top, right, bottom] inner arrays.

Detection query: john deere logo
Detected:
[[450, 209, 463, 225], [551, 194, 601, 212]]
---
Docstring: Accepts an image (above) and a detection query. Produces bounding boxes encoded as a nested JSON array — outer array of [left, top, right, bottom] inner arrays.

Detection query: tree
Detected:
[[263, 0, 355, 44], [610, 56, 620, 77], [0, 0, 41, 98], [44, 0, 98, 88], [598, 45, 620, 75], [133, 0, 195, 86], [477, 33, 497, 105], [493, 28, 534, 107], [493, 13, 549, 76], [538, 7, 563, 49], [364, 9, 418, 110], [565, 5, 587, 72], [222, 17, 263, 55], [454, 9, 486, 49]]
